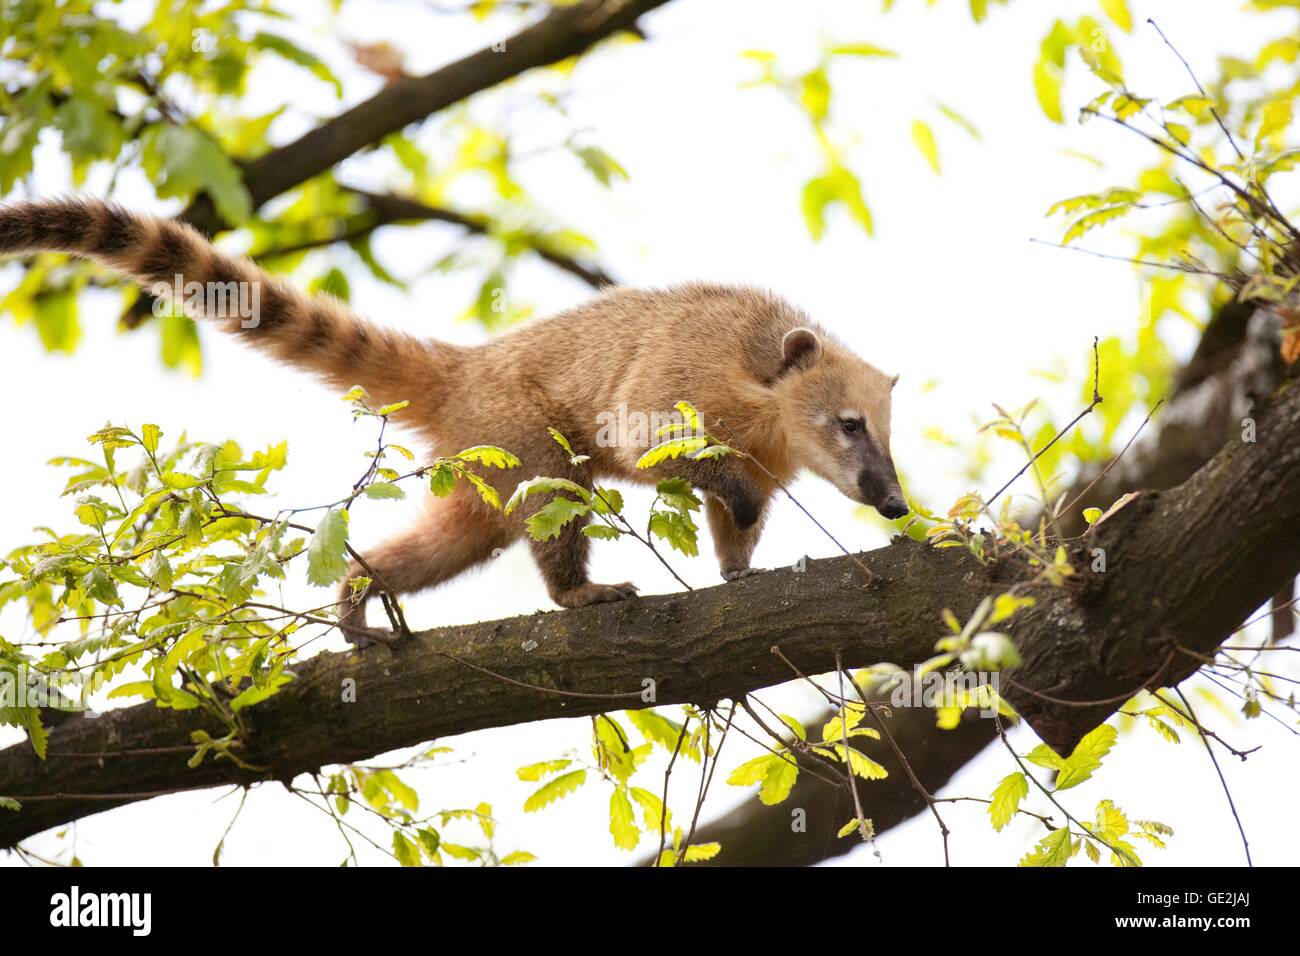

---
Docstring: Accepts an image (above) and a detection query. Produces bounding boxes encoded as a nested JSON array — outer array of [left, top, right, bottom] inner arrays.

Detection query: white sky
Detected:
[[1, 0, 1296, 866]]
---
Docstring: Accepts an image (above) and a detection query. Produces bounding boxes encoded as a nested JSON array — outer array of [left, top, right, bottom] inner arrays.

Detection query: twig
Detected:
[[652, 717, 692, 867], [712, 421, 877, 583], [1173, 686, 1252, 866], [986, 337, 1103, 511], [835, 657, 873, 847]]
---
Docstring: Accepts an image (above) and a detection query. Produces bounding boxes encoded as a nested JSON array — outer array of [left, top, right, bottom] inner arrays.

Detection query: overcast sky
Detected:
[[1, 0, 1295, 866]]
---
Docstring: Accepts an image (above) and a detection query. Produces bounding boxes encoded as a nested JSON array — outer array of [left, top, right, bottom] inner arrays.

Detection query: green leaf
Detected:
[[831, 745, 889, 780], [583, 524, 620, 540], [25, 708, 48, 760], [828, 42, 897, 58], [34, 289, 81, 354], [630, 786, 669, 834], [989, 772, 1028, 831], [837, 817, 873, 839], [1062, 205, 1131, 244], [801, 164, 874, 240], [142, 125, 252, 225], [428, 463, 458, 497], [627, 708, 689, 754], [363, 482, 405, 500], [1034, 59, 1064, 124], [1018, 827, 1072, 867], [1099, 0, 1132, 32], [141, 424, 162, 455], [648, 509, 698, 556], [574, 145, 629, 187], [516, 759, 572, 782], [936, 102, 982, 140], [457, 446, 521, 469], [547, 428, 577, 458], [727, 754, 799, 805], [392, 832, 422, 867], [525, 497, 590, 541], [609, 789, 639, 850], [252, 32, 343, 96], [460, 470, 502, 510], [759, 754, 799, 804], [911, 119, 941, 174], [590, 487, 624, 515], [54, 95, 124, 164], [681, 842, 721, 862], [1026, 723, 1117, 790], [636, 436, 709, 469], [523, 769, 587, 812], [1257, 97, 1293, 151], [504, 477, 591, 514], [799, 67, 830, 122], [306, 508, 350, 586], [654, 478, 701, 514]]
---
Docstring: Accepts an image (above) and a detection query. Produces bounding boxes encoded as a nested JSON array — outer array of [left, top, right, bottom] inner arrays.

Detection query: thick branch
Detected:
[[2, 369, 1298, 848], [252, 189, 615, 289], [114, 0, 652, 326], [185, 0, 671, 235], [694, 303, 1288, 866]]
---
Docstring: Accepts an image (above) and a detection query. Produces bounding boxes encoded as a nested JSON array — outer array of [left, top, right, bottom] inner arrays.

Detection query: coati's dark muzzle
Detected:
[[858, 467, 907, 520]]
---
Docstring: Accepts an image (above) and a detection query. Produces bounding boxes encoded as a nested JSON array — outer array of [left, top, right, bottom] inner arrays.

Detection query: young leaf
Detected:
[[523, 769, 587, 812], [306, 508, 350, 586], [989, 772, 1028, 831]]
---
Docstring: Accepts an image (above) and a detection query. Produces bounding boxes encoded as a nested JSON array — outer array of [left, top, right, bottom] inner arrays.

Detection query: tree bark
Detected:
[[2, 366, 1297, 850], [687, 306, 1290, 865]]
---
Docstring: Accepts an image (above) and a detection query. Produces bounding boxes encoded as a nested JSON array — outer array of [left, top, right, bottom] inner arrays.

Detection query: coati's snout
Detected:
[[858, 467, 908, 519], [775, 326, 909, 520]]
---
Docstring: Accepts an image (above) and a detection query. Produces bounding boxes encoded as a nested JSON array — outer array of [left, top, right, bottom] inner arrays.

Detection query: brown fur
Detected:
[[0, 199, 906, 640]]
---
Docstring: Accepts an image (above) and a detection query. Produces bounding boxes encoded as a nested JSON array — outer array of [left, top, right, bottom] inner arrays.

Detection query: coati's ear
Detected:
[[890, 373, 900, 389], [780, 327, 822, 375]]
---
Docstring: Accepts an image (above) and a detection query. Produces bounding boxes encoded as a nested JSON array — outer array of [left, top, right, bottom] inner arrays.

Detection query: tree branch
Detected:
[[686, 304, 1290, 865], [2, 367, 1298, 849], [184, 0, 672, 236]]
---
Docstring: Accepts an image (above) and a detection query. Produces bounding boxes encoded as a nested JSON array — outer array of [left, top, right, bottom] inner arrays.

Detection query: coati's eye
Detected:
[[839, 418, 860, 435]]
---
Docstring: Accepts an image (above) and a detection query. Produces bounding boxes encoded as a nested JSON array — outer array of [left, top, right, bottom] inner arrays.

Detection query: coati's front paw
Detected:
[[554, 581, 639, 608], [722, 567, 765, 582], [341, 623, 402, 650]]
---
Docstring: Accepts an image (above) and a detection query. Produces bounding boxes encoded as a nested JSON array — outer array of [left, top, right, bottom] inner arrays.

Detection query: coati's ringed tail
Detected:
[[0, 198, 456, 417]]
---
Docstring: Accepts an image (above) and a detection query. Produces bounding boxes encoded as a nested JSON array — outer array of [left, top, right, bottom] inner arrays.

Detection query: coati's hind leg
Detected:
[[521, 474, 637, 607], [530, 514, 639, 607], [337, 494, 513, 646], [706, 493, 769, 581]]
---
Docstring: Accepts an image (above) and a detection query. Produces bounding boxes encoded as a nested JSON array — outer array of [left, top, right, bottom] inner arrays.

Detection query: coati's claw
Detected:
[[722, 567, 765, 581], [555, 582, 639, 607], [342, 625, 402, 650]]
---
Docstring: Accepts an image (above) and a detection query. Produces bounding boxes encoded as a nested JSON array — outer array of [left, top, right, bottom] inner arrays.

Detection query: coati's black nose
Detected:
[[878, 495, 908, 520]]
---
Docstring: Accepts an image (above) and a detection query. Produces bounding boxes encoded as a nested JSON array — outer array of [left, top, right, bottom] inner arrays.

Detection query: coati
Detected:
[[0, 198, 908, 643]]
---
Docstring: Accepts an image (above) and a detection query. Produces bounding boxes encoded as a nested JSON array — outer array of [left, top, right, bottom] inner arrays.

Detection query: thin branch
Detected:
[[1173, 686, 1252, 866]]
